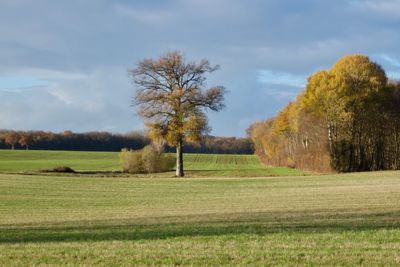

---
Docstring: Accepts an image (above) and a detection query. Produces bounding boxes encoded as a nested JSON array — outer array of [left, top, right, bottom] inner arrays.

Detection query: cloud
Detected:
[[258, 70, 307, 87], [377, 54, 400, 67], [177, 0, 244, 19], [256, 69, 304, 105], [0, 66, 141, 133], [370, 54, 400, 80], [386, 71, 400, 80], [114, 4, 172, 25], [263, 88, 299, 100], [351, 0, 400, 18], [0, 75, 48, 91], [1, 0, 400, 136]]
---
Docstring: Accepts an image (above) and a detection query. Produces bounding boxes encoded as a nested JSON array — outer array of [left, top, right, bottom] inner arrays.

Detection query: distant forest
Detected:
[[0, 130, 254, 154]]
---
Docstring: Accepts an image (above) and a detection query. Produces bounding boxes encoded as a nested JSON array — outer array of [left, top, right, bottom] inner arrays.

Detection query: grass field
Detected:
[[0, 171, 399, 265], [0, 149, 305, 177], [0, 150, 399, 265]]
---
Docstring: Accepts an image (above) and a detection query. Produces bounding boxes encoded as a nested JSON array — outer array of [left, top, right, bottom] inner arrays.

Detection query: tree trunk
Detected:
[[327, 123, 332, 152], [176, 140, 184, 177]]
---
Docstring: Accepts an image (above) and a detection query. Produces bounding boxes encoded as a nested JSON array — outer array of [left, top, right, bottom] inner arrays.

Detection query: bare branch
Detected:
[[129, 50, 226, 154]]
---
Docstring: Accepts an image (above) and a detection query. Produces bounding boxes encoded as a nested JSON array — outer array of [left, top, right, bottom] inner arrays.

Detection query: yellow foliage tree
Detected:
[[129, 51, 226, 177]]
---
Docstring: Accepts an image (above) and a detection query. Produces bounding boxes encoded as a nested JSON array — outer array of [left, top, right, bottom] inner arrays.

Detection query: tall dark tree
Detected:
[[129, 51, 226, 177]]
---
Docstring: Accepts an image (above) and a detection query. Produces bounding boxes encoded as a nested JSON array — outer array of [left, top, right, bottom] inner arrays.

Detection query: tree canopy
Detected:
[[249, 54, 400, 172], [129, 51, 226, 176]]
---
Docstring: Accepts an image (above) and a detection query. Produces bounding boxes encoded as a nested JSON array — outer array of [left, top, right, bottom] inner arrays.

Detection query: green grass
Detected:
[[0, 149, 119, 172], [1, 171, 400, 265], [0, 149, 305, 177]]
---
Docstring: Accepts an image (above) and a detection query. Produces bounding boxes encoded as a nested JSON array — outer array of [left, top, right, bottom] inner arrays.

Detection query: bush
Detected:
[[120, 148, 144, 174], [40, 166, 76, 173], [120, 145, 175, 174]]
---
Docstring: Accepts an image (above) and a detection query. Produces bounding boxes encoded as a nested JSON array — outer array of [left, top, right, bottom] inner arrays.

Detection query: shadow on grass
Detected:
[[37, 170, 124, 175], [1, 210, 399, 244], [185, 169, 272, 173], [184, 169, 307, 177]]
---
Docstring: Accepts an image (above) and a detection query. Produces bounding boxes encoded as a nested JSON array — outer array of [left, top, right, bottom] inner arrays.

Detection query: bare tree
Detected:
[[129, 51, 226, 177]]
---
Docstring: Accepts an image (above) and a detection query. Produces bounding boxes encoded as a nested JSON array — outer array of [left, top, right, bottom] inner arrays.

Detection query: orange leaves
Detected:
[[250, 54, 400, 173]]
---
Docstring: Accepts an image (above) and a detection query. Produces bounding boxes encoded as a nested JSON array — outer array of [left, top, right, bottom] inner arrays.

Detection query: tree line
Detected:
[[249, 55, 400, 172], [0, 130, 254, 154]]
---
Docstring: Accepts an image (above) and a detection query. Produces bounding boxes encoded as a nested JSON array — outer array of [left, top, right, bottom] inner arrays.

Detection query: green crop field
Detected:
[[0, 171, 400, 266], [0, 149, 305, 177], [0, 150, 399, 266]]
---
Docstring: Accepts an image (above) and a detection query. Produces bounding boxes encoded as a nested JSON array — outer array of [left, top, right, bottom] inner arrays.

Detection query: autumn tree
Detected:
[[303, 55, 388, 171], [18, 132, 34, 150], [4, 131, 20, 150], [0, 132, 5, 147], [129, 51, 226, 177], [249, 54, 396, 173]]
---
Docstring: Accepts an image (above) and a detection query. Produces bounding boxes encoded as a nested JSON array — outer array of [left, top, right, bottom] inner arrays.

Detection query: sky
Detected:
[[0, 0, 400, 137]]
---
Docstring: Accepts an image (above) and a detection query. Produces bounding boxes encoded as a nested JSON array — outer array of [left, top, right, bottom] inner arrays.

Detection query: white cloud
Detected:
[[257, 70, 307, 87], [351, 0, 400, 17], [263, 88, 299, 100], [0, 75, 48, 90], [387, 71, 400, 80], [1, 0, 400, 136], [0, 66, 142, 133], [114, 4, 172, 25], [378, 54, 400, 67], [371, 54, 400, 80], [177, 0, 243, 18], [23, 68, 87, 81]]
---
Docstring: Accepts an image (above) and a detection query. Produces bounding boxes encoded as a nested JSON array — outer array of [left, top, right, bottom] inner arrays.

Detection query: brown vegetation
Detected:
[[120, 145, 175, 174], [249, 55, 400, 173], [40, 166, 76, 173]]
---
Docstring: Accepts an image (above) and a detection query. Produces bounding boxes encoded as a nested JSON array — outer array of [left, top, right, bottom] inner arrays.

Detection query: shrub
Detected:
[[120, 148, 144, 174], [141, 145, 160, 173], [40, 166, 76, 173], [120, 145, 175, 174], [158, 153, 176, 173]]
